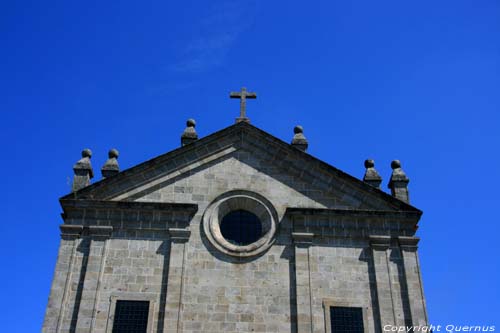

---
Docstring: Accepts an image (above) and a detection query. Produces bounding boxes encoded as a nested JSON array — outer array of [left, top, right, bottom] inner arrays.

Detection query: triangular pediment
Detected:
[[63, 122, 420, 213]]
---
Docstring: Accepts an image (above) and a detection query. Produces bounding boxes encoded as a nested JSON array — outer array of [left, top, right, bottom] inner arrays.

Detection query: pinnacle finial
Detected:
[[72, 148, 94, 192], [82, 148, 92, 158], [291, 125, 308, 151], [108, 148, 119, 159], [101, 148, 120, 178], [363, 159, 382, 188], [294, 125, 303, 134], [391, 160, 401, 169], [181, 118, 198, 146], [388, 159, 410, 203]]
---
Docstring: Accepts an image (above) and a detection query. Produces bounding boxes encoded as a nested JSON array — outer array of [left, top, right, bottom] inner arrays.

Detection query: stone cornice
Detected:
[[59, 199, 198, 231], [60, 224, 83, 239], [59, 224, 114, 239], [286, 207, 421, 219], [60, 199, 197, 220], [60, 198, 197, 213], [287, 207, 419, 240]]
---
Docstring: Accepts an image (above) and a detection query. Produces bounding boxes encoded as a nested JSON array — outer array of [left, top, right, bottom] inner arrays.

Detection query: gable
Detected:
[[131, 150, 331, 216], [63, 122, 420, 214]]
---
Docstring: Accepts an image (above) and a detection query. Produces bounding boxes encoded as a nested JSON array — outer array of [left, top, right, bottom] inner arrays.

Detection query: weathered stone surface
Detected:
[[388, 160, 411, 203], [181, 119, 198, 146], [44, 121, 427, 333], [291, 125, 308, 152], [72, 149, 93, 192], [230, 87, 256, 123], [363, 159, 382, 188], [101, 149, 120, 178]]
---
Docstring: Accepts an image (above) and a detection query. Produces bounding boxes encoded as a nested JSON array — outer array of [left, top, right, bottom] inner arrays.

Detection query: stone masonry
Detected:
[[43, 120, 428, 333]]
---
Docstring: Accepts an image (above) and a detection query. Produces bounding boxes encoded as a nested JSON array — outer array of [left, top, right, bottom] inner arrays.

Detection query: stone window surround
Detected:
[[105, 292, 157, 333], [203, 189, 278, 257], [323, 299, 370, 333]]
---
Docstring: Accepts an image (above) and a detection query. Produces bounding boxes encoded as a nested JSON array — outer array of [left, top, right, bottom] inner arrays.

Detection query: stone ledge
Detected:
[[88, 225, 113, 238], [286, 207, 421, 218], [168, 228, 191, 243], [60, 199, 197, 213], [369, 235, 391, 250], [60, 224, 83, 238], [398, 236, 420, 250], [59, 199, 198, 231], [292, 232, 314, 245], [289, 208, 418, 240]]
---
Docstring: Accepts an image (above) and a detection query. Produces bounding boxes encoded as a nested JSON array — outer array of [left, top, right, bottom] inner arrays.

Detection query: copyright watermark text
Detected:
[[383, 325, 496, 333]]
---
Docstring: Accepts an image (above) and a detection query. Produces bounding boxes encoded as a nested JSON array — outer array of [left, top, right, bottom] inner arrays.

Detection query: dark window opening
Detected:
[[330, 306, 364, 333], [112, 300, 149, 333], [220, 210, 262, 245]]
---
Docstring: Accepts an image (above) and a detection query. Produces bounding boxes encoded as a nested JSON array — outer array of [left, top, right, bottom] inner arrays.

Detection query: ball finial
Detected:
[[108, 148, 119, 159], [364, 159, 375, 168], [294, 125, 303, 134], [391, 160, 401, 169], [187, 118, 196, 127], [82, 149, 92, 158]]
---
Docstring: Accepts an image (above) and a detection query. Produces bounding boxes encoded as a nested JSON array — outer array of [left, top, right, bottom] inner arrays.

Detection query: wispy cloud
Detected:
[[170, 0, 257, 73]]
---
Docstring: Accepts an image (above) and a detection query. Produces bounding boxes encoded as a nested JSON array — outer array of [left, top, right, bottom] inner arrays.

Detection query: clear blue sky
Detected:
[[1, 1, 499, 331]]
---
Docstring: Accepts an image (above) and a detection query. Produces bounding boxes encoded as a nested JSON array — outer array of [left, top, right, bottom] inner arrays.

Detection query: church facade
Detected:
[[43, 95, 428, 333]]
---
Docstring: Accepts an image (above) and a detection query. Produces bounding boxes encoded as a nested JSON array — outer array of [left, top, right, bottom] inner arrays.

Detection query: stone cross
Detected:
[[230, 87, 256, 123]]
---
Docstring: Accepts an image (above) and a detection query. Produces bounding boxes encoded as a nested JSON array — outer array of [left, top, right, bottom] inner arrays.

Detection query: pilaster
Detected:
[[163, 227, 191, 333], [75, 226, 113, 333], [42, 225, 83, 333], [292, 232, 314, 333], [369, 235, 396, 329], [398, 237, 428, 328]]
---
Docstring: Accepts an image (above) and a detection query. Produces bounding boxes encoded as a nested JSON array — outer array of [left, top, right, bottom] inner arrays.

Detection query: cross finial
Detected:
[[230, 87, 257, 123]]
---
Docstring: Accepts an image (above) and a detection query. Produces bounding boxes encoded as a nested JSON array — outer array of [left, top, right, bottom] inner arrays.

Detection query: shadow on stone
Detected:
[[156, 240, 171, 333], [280, 244, 298, 333], [359, 247, 382, 333], [390, 247, 413, 327], [69, 237, 90, 333]]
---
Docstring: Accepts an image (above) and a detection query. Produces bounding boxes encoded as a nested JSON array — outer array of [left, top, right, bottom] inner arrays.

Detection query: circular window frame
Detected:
[[203, 190, 278, 257]]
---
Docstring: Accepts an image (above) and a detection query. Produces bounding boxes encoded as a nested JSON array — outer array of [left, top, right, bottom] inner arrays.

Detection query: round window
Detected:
[[220, 210, 263, 246], [202, 190, 278, 257]]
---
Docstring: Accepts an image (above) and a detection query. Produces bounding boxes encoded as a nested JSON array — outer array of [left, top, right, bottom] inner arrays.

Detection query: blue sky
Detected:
[[1, 0, 499, 331]]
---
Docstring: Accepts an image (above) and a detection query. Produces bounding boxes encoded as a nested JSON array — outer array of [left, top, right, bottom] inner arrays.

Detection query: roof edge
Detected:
[[242, 123, 422, 212], [61, 122, 422, 213]]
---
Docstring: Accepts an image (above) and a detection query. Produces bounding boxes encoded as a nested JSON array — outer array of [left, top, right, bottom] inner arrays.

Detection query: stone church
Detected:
[[43, 88, 428, 333]]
